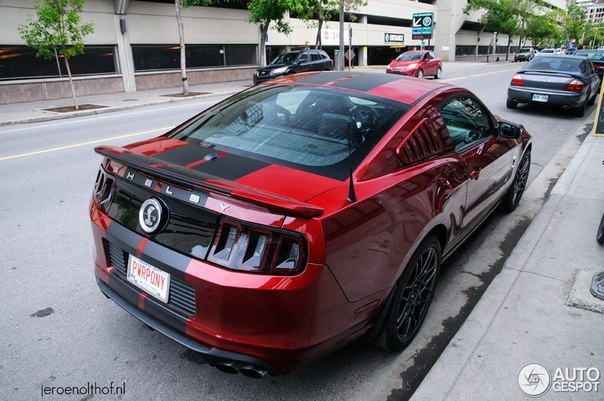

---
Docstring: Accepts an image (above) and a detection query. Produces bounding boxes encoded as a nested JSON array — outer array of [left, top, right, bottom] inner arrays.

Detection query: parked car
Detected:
[[514, 47, 537, 62], [574, 49, 598, 58], [386, 50, 442, 78], [91, 72, 532, 376], [253, 50, 333, 84], [589, 51, 604, 81], [507, 55, 600, 116], [539, 48, 563, 55]]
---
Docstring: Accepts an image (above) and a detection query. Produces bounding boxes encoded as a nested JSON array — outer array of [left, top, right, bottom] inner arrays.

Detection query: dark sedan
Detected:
[[253, 50, 333, 85], [507, 55, 599, 116]]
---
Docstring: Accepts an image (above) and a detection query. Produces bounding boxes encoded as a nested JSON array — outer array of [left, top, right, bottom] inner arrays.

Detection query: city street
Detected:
[[0, 62, 596, 401]]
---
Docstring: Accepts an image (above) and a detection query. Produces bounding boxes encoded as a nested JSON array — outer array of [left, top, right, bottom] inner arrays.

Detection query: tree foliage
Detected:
[[298, 0, 366, 48], [19, 0, 94, 109], [248, 0, 310, 65]]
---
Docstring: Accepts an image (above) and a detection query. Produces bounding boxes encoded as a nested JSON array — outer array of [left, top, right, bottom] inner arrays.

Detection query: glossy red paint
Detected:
[[386, 50, 442, 78], [91, 73, 531, 375]]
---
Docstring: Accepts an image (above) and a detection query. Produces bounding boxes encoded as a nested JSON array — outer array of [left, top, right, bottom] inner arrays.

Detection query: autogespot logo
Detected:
[[518, 363, 551, 396], [518, 363, 601, 397]]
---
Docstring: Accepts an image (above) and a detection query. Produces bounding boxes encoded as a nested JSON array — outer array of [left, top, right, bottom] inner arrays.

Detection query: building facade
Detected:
[[0, 0, 564, 104]]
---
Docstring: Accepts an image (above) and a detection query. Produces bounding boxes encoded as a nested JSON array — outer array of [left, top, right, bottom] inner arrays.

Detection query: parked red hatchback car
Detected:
[[386, 50, 442, 79], [91, 72, 531, 377]]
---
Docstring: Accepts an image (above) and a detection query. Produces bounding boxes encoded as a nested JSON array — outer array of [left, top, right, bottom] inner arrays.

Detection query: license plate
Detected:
[[532, 94, 549, 102], [127, 255, 170, 303]]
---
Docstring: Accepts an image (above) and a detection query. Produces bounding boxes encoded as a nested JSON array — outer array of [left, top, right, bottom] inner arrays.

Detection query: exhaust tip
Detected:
[[214, 361, 240, 374], [239, 364, 267, 379]]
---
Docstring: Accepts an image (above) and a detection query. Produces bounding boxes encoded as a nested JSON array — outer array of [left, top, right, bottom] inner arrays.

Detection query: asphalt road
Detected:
[[0, 62, 595, 401]]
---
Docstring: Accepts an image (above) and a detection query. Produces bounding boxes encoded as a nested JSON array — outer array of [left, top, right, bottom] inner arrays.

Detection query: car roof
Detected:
[[270, 71, 451, 104]]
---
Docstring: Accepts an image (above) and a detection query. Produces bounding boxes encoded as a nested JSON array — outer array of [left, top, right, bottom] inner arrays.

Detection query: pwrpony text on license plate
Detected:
[[532, 94, 548, 102], [127, 255, 170, 303]]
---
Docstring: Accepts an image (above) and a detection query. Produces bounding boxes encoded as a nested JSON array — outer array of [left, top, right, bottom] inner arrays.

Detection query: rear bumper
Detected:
[[507, 86, 585, 108], [96, 276, 280, 374]]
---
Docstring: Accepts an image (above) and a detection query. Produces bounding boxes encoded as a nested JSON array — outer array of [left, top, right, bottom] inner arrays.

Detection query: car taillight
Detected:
[[565, 79, 584, 91], [595, 65, 604, 70], [93, 165, 114, 211], [208, 218, 306, 275], [511, 75, 525, 86]]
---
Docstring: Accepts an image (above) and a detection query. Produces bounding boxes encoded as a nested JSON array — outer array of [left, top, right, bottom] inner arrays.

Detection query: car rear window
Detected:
[[525, 57, 586, 74], [169, 85, 408, 178]]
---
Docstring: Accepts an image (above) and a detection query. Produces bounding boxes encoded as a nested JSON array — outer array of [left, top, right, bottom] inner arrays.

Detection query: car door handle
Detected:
[[469, 168, 481, 180]]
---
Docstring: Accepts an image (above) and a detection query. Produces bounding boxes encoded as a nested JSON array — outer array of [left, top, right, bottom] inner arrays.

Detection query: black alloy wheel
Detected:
[[373, 236, 441, 351], [500, 151, 531, 213]]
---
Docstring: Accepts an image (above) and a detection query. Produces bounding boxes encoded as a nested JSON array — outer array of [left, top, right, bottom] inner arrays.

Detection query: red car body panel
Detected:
[[91, 72, 531, 375]]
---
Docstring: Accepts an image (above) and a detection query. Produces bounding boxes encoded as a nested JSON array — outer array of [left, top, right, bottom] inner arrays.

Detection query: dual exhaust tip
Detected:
[[214, 361, 267, 379]]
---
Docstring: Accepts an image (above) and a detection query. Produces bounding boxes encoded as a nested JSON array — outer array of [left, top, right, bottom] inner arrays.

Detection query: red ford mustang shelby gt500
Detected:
[[90, 72, 531, 377]]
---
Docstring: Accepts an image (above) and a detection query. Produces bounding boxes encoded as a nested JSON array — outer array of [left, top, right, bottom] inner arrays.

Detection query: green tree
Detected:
[[19, 0, 94, 110], [175, 0, 213, 96], [299, 0, 366, 49], [525, 13, 558, 48], [465, 0, 520, 61], [248, 0, 310, 66]]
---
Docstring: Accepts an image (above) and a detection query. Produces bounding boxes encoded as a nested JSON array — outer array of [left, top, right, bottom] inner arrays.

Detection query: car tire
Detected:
[[372, 236, 441, 351], [499, 151, 530, 213], [506, 98, 518, 109], [434, 68, 442, 79], [572, 99, 587, 117], [417, 69, 424, 79]]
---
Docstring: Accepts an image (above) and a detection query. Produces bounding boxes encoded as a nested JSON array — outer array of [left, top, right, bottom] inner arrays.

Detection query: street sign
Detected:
[[344, 49, 355, 60], [384, 33, 404, 43], [412, 12, 433, 40]]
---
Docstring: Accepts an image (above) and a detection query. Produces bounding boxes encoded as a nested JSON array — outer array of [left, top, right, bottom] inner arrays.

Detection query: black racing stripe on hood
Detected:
[[295, 72, 358, 85], [190, 153, 270, 180], [331, 74, 404, 92], [153, 143, 217, 166]]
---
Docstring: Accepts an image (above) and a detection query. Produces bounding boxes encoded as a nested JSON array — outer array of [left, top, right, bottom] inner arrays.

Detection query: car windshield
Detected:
[[540, 49, 554, 53], [169, 85, 407, 177], [271, 52, 299, 65], [524, 56, 586, 74], [575, 50, 596, 58], [591, 52, 604, 61], [396, 52, 422, 61], [519, 48, 532, 53]]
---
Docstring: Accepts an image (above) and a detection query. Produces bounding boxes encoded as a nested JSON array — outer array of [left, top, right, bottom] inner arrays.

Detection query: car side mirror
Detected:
[[498, 122, 521, 139]]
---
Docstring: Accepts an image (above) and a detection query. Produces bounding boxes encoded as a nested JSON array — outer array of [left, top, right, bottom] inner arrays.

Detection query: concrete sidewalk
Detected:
[[0, 61, 493, 127], [411, 133, 604, 400]]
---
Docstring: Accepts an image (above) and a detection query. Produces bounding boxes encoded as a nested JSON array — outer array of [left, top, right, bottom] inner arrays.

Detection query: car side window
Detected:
[[425, 52, 433, 60], [429, 52, 436, 59], [298, 53, 309, 63], [311, 53, 321, 62], [440, 97, 492, 152]]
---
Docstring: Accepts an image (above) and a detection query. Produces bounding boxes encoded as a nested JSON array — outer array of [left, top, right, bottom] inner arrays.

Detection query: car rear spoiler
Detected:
[[95, 145, 324, 218]]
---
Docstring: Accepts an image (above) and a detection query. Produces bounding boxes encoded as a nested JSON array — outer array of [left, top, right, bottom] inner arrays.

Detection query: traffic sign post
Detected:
[[412, 12, 433, 41]]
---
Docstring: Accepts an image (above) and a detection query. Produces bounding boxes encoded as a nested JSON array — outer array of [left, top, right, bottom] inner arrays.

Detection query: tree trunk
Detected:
[[63, 54, 79, 110], [506, 34, 512, 61], [259, 22, 270, 66], [315, 18, 323, 49], [475, 28, 484, 62], [175, 0, 189, 96]]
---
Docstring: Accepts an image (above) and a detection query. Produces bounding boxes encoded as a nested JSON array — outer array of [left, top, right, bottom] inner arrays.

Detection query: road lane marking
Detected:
[[441, 66, 521, 82], [0, 126, 173, 161]]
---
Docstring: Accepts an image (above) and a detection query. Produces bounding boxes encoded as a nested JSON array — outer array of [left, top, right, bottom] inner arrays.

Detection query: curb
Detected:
[[0, 90, 241, 127]]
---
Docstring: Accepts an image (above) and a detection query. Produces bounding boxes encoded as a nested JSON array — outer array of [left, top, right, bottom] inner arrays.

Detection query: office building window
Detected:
[[0, 45, 118, 80]]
